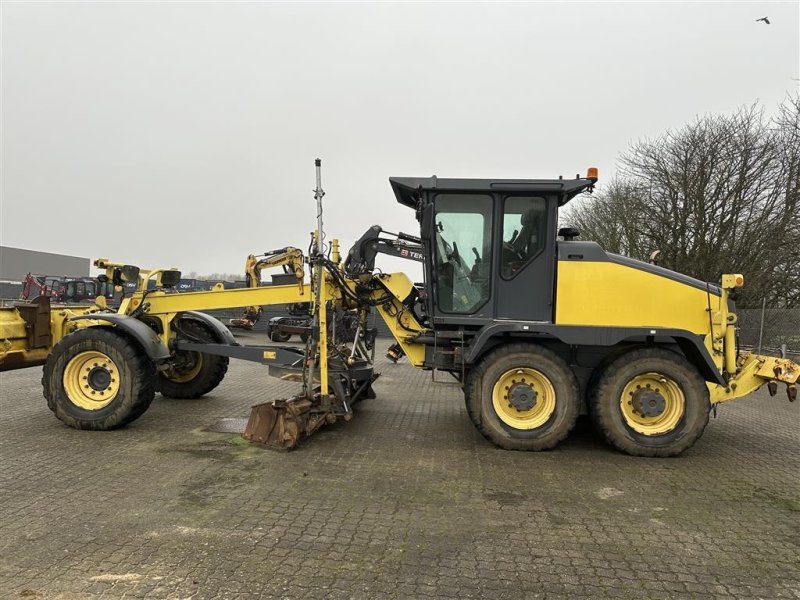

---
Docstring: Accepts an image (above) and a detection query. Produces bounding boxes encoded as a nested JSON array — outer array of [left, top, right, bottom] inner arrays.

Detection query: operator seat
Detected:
[[511, 206, 542, 259], [502, 205, 545, 278]]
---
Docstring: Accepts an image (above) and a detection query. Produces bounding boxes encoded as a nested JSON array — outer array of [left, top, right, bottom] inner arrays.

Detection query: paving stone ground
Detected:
[[0, 335, 798, 600]]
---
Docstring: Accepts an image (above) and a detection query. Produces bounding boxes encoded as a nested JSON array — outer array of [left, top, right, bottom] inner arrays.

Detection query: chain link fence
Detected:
[[736, 306, 800, 359]]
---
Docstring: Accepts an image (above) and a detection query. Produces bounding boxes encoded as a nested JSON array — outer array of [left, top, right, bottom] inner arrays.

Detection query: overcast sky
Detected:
[[2, 1, 798, 279]]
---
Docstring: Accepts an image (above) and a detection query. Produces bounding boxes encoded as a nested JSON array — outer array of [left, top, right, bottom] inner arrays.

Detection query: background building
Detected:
[[0, 246, 90, 299]]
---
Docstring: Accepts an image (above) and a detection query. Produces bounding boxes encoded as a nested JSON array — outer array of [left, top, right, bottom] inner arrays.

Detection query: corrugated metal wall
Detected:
[[0, 246, 89, 281], [0, 282, 23, 300]]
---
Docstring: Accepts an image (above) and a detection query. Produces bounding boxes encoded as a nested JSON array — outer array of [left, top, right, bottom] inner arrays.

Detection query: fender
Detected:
[[179, 311, 238, 346], [70, 314, 171, 361], [464, 322, 725, 386]]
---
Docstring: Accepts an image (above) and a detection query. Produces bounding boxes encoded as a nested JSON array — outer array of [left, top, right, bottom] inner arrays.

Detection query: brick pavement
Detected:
[[0, 336, 798, 599]]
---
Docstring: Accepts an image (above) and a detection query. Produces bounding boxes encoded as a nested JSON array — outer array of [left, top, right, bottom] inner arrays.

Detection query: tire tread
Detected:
[[158, 320, 229, 399], [588, 347, 710, 457], [42, 327, 156, 430], [465, 343, 580, 451]]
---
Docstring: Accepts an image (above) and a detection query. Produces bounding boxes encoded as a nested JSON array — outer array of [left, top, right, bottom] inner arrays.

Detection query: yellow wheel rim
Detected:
[[492, 367, 556, 430], [62, 350, 121, 410], [166, 354, 203, 383], [619, 372, 685, 436]]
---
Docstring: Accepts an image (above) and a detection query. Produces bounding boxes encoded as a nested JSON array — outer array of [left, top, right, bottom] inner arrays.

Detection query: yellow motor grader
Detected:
[[1, 160, 797, 456]]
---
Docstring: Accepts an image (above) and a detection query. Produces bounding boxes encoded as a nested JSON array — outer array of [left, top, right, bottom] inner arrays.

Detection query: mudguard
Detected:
[[70, 314, 171, 361], [180, 311, 238, 345]]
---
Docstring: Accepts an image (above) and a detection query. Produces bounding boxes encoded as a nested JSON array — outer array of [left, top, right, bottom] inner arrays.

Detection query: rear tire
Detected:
[[43, 327, 156, 430], [588, 347, 710, 457], [465, 343, 580, 451], [158, 319, 229, 399]]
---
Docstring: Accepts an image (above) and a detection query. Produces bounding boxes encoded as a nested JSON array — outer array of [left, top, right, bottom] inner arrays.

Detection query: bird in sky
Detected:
[[756, 16, 771, 24]]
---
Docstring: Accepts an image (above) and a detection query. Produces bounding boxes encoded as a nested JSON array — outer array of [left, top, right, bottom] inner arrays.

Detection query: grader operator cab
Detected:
[[1, 160, 797, 457]]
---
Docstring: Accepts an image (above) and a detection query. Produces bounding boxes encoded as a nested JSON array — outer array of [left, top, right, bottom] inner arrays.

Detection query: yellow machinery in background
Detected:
[[228, 247, 305, 330], [1, 160, 797, 456]]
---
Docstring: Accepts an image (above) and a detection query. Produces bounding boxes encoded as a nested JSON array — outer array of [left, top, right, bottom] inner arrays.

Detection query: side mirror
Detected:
[[557, 227, 580, 241], [160, 270, 181, 288]]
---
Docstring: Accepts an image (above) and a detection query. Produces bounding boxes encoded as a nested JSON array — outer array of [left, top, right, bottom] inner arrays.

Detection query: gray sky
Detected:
[[2, 1, 798, 279]]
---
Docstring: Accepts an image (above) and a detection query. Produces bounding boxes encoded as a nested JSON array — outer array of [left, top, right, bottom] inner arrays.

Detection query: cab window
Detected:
[[501, 196, 547, 279], [433, 194, 492, 313]]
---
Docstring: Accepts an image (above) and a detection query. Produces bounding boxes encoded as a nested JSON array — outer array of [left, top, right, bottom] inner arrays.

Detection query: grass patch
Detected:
[[779, 498, 800, 512]]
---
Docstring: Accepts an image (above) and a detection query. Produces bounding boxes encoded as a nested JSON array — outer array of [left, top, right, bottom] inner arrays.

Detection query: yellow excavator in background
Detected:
[[228, 248, 306, 330], [1, 160, 797, 456]]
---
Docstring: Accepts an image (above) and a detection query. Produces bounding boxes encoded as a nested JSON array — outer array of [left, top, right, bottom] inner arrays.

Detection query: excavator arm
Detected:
[[344, 226, 424, 278]]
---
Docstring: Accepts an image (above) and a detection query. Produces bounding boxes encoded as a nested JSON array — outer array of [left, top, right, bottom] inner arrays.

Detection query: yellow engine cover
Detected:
[[555, 260, 714, 334]]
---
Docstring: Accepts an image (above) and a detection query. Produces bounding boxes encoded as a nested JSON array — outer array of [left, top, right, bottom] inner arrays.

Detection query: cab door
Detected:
[[494, 195, 556, 322], [429, 193, 494, 320]]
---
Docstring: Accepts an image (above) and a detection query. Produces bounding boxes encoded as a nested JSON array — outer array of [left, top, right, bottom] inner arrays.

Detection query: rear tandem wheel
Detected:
[[588, 347, 711, 457], [158, 319, 229, 399]]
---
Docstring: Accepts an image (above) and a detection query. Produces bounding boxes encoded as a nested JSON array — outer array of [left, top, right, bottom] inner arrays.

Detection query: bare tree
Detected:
[[182, 270, 243, 282], [772, 94, 800, 307], [565, 97, 800, 308]]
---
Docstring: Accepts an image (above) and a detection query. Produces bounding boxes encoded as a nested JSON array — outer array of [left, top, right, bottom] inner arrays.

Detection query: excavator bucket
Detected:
[[229, 317, 256, 330]]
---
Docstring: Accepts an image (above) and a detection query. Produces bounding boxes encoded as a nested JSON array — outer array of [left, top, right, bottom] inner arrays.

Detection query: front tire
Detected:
[[465, 343, 580, 451], [43, 327, 156, 430], [588, 347, 710, 457], [158, 319, 229, 399]]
